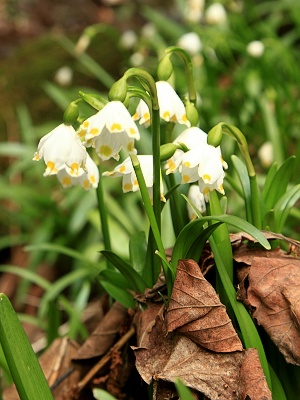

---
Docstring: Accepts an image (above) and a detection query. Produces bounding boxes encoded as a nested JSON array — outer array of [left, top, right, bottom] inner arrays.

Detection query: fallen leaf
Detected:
[[239, 255, 300, 365], [74, 301, 129, 360], [134, 306, 271, 400], [166, 259, 243, 352]]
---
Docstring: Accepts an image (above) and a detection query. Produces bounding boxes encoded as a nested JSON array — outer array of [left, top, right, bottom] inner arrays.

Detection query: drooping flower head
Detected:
[[133, 81, 191, 127], [57, 153, 99, 190], [77, 101, 140, 161], [187, 184, 206, 220], [166, 127, 227, 200], [103, 155, 165, 202], [33, 123, 87, 177]]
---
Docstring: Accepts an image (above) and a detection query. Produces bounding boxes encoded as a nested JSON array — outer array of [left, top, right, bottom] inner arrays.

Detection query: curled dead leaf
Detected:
[[166, 259, 243, 352], [246, 256, 300, 365], [134, 305, 271, 400]]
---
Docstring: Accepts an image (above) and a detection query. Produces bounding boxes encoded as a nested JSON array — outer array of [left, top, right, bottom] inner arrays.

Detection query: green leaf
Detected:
[[101, 250, 147, 293], [261, 162, 278, 200], [174, 378, 195, 400], [200, 214, 271, 249], [262, 156, 296, 212], [93, 388, 117, 400], [273, 184, 300, 232], [0, 293, 53, 400], [171, 219, 222, 268], [98, 269, 137, 309], [129, 232, 147, 275], [231, 155, 253, 224]]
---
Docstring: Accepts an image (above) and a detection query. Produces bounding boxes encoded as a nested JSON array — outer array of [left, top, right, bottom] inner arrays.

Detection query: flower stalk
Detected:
[[208, 122, 262, 229]]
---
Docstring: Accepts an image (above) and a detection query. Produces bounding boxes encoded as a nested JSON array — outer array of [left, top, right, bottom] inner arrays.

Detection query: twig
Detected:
[[76, 325, 136, 392]]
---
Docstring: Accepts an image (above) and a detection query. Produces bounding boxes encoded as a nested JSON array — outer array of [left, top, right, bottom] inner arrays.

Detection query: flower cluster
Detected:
[[166, 127, 227, 200], [33, 78, 227, 204]]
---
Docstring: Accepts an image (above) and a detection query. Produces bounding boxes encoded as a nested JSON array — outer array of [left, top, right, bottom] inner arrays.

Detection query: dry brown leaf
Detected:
[[134, 306, 271, 400], [74, 301, 129, 360], [166, 259, 243, 352], [245, 256, 300, 365]]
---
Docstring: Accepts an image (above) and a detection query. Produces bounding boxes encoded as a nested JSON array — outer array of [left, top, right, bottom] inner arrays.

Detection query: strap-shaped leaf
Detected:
[[0, 293, 53, 400], [262, 156, 296, 211], [101, 250, 147, 293]]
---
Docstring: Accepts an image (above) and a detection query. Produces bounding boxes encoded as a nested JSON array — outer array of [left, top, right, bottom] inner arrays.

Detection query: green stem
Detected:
[[96, 168, 112, 256], [208, 190, 233, 282], [208, 123, 262, 229], [165, 46, 197, 104], [152, 107, 161, 236], [130, 154, 174, 293]]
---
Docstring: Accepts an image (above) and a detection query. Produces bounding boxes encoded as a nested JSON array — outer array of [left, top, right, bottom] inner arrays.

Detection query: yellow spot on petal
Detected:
[[119, 165, 126, 173], [71, 163, 79, 175], [133, 179, 139, 188], [127, 142, 135, 153], [171, 115, 177, 122], [83, 121, 89, 128], [83, 179, 90, 190], [182, 114, 188, 122], [110, 123, 122, 132], [90, 175, 96, 184], [46, 161, 55, 172], [167, 159, 174, 168], [183, 161, 191, 168], [99, 145, 113, 157], [33, 152, 39, 161], [129, 127, 137, 136], [90, 128, 99, 136], [77, 129, 86, 138], [132, 112, 139, 120], [62, 176, 72, 186], [203, 174, 211, 182], [203, 187, 210, 196], [124, 183, 132, 191], [143, 112, 150, 120], [219, 184, 225, 194], [163, 111, 171, 120], [183, 174, 190, 183]]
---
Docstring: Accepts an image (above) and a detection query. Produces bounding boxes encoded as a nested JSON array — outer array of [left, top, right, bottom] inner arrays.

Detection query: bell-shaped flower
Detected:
[[57, 153, 99, 190], [103, 155, 165, 202], [77, 101, 140, 161], [33, 123, 87, 177], [133, 81, 191, 127], [187, 184, 206, 220], [166, 126, 227, 200], [180, 146, 225, 200], [166, 127, 208, 174]]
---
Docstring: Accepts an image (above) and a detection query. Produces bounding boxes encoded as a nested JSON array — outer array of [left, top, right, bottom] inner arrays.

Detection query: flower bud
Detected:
[[157, 55, 173, 81], [185, 101, 199, 127], [160, 143, 180, 161], [207, 124, 223, 147], [63, 102, 79, 125], [108, 77, 128, 102], [79, 91, 106, 111]]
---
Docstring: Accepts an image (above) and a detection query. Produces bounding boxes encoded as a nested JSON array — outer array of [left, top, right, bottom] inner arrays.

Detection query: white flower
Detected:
[[33, 123, 87, 177], [165, 126, 227, 200], [119, 30, 138, 49], [205, 3, 227, 25], [166, 127, 208, 174], [177, 33, 203, 56], [184, 0, 205, 23], [247, 40, 265, 58], [77, 101, 140, 161], [103, 155, 165, 202], [258, 141, 273, 168], [133, 81, 191, 127], [187, 184, 206, 219], [57, 153, 99, 190]]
